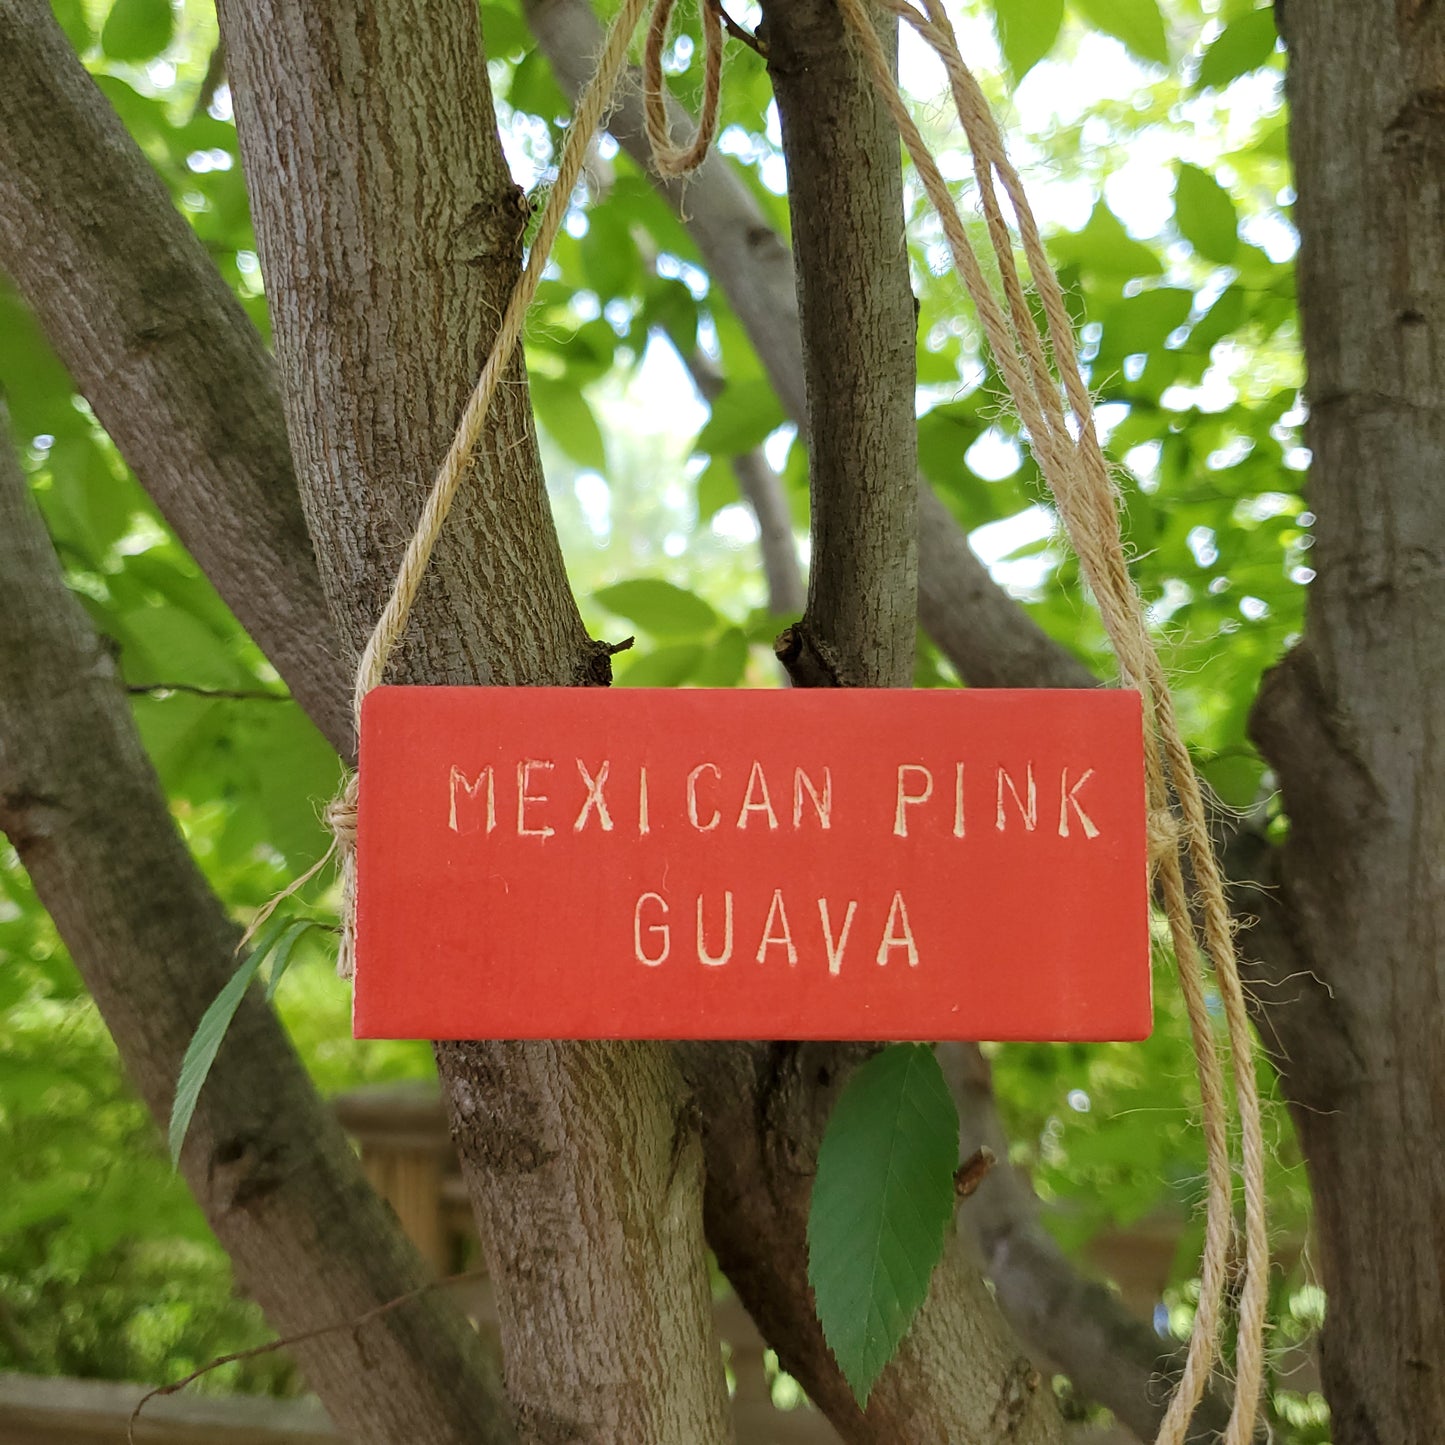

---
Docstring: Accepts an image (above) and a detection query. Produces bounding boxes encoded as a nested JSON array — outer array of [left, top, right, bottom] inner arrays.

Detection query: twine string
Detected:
[[252, 2, 1265, 1435], [643, 0, 725, 176], [832, 1, 1267, 1437]]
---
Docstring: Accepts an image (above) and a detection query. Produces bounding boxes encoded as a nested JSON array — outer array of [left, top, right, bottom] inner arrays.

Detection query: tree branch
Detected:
[[520, 0, 1088, 690], [941, 1043, 1232, 1445], [681, 346, 806, 616], [0, 3, 352, 756], [763, 0, 919, 687], [0, 404, 515, 1445], [691, 3, 1059, 1439], [213, 2, 732, 1439]]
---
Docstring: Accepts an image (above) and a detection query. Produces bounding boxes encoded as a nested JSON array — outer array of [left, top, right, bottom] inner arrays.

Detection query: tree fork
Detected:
[[0, 404, 515, 1445], [214, 1, 732, 1439], [681, 3, 1063, 1439]]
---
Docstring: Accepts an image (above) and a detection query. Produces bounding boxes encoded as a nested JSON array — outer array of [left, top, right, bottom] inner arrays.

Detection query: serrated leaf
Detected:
[[1174, 164, 1239, 265], [991, 0, 1064, 79], [694, 379, 786, 457], [168, 915, 290, 1167], [263, 920, 320, 1002], [1072, 0, 1168, 65], [594, 578, 718, 638], [808, 1044, 959, 1406], [1193, 8, 1278, 91], [100, 0, 173, 62]]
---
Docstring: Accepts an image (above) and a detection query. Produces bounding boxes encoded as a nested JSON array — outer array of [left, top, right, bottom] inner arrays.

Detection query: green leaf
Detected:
[[1071, 0, 1168, 66], [1097, 287, 1194, 365], [1193, 8, 1278, 91], [508, 47, 570, 120], [616, 642, 705, 686], [692, 627, 750, 686], [1186, 283, 1247, 356], [100, 0, 173, 62], [480, 2, 530, 57], [990, 0, 1064, 79], [531, 378, 607, 471], [1051, 202, 1164, 281], [594, 578, 718, 638], [808, 1044, 959, 1406], [694, 380, 786, 457], [581, 208, 641, 300], [51, 0, 94, 51], [696, 457, 737, 524], [1174, 164, 1239, 265], [1201, 752, 1266, 810], [263, 920, 319, 1002], [168, 916, 289, 1167], [640, 278, 699, 358]]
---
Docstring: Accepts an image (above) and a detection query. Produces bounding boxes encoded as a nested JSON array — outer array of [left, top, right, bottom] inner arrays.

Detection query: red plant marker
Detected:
[[353, 687, 1150, 1041]]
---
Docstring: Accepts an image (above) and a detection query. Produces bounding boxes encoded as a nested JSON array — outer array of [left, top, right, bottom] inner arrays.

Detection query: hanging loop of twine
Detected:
[[643, 0, 725, 175], [245, 2, 1265, 1438]]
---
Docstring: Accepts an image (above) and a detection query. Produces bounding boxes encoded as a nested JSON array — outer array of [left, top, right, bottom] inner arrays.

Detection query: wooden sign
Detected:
[[352, 687, 1151, 1042]]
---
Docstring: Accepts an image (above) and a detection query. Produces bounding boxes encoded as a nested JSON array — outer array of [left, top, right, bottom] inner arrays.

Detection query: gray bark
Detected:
[[762, 0, 919, 688], [213, 2, 732, 1440], [1251, 5, 1445, 1442], [0, 0, 351, 755], [0, 403, 515, 1445]]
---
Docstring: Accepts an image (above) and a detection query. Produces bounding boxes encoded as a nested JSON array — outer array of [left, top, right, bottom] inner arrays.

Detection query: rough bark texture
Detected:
[[0, 3, 1262, 1438], [762, 0, 918, 686], [213, 3, 732, 1440], [529, 0, 1183, 1430], [0, 406, 514, 1445], [1250, 6, 1445, 1442], [0, 1, 351, 755]]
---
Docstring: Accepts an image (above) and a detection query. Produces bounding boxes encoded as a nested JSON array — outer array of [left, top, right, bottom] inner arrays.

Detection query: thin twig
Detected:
[[714, 0, 766, 56], [127, 1267, 488, 1442], [953, 1145, 996, 1201], [191, 40, 227, 122], [126, 682, 292, 702]]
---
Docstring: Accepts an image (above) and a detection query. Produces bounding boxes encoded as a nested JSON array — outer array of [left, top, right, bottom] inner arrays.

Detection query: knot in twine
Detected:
[[1147, 807, 1185, 871], [245, 3, 1268, 1440]]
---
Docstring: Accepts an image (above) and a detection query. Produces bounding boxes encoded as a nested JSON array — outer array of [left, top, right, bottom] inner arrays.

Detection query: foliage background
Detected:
[[0, 0, 1324, 1435]]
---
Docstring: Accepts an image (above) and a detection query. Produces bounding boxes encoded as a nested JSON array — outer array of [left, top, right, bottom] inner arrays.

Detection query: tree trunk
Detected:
[[214, 2, 732, 1439], [0, 0, 351, 755], [0, 403, 515, 1445], [1253, 5, 1445, 1442]]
